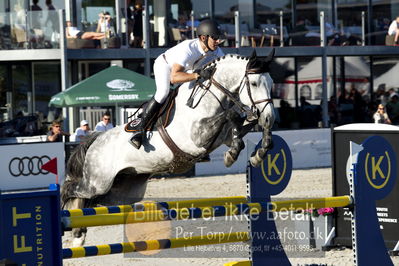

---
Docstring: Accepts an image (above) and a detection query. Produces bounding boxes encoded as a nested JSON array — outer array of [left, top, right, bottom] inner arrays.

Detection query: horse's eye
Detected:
[[251, 82, 257, 86]]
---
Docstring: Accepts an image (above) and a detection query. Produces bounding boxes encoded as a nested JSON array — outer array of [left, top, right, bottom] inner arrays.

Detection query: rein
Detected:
[[208, 69, 273, 121]]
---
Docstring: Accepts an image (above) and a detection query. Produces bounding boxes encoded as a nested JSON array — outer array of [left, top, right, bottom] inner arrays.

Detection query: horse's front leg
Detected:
[[63, 197, 87, 247], [224, 126, 245, 167], [249, 128, 273, 167], [223, 112, 247, 168]]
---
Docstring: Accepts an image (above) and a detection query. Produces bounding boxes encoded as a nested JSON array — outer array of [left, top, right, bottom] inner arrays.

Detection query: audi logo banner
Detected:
[[1, 142, 65, 190]]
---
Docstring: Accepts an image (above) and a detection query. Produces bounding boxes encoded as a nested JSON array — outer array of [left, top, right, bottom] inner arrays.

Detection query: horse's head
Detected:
[[242, 49, 275, 130], [206, 50, 276, 167], [240, 49, 276, 166]]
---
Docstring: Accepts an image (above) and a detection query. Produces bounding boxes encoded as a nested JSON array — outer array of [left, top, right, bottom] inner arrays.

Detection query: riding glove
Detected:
[[195, 67, 214, 81]]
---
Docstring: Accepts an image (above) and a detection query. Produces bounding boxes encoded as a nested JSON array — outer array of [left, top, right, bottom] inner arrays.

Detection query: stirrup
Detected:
[[129, 133, 142, 149]]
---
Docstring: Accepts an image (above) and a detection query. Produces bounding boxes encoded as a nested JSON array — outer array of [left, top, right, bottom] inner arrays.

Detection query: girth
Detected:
[[157, 122, 199, 174]]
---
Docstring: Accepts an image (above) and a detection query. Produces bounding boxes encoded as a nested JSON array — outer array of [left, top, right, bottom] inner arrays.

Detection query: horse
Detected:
[[61, 49, 276, 246]]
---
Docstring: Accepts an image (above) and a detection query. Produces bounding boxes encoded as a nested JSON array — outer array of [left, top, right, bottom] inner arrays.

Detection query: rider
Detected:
[[127, 19, 225, 149]]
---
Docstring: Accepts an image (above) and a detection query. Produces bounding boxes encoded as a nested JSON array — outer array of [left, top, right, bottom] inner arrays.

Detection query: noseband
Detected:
[[209, 68, 273, 121]]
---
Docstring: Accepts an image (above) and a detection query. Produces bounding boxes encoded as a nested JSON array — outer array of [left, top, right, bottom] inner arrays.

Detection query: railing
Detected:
[[0, 10, 61, 50]]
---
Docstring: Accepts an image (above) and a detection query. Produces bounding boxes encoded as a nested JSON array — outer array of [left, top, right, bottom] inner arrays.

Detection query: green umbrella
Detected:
[[49, 65, 156, 107]]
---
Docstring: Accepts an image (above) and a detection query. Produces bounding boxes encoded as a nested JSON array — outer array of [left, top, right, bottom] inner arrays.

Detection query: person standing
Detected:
[[94, 112, 114, 132], [373, 104, 392, 124], [129, 3, 143, 47], [125, 19, 224, 149], [388, 16, 399, 44]]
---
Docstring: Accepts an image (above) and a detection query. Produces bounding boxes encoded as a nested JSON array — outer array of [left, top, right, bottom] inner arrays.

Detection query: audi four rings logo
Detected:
[[8, 156, 51, 177]]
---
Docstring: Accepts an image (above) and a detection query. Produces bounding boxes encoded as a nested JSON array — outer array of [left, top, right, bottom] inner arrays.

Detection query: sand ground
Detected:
[[63, 168, 399, 266]]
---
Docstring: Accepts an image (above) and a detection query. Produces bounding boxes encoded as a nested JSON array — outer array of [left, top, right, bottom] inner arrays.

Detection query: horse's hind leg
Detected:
[[224, 113, 246, 168], [63, 197, 87, 247], [93, 172, 149, 207]]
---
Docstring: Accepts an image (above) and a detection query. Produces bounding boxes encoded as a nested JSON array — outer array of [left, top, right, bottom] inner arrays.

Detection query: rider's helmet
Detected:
[[196, 19, 222, 39]]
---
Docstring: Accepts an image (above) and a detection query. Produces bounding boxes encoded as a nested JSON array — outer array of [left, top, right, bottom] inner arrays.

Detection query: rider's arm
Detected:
[[170, 63, 199, 84]]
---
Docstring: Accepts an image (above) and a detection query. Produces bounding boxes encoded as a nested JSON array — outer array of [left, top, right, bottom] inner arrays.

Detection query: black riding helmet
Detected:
[[197, 19, 222, 51], [197, 19, 222, 39]]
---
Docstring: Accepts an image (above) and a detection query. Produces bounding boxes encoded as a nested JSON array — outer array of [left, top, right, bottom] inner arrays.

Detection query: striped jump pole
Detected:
[[61, 196, 247, 217], [62, 196, 351, 229], [63, 231, 250, 259]]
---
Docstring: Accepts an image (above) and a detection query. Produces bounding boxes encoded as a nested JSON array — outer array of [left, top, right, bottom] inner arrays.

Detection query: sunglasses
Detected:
[[54, 125, 60, 128], [103, 118, 110, 120], [210, 35, 220, 41]]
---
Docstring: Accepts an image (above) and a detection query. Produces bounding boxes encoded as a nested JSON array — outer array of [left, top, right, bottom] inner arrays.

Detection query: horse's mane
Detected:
[[61, 131, 103, 206], [202, 54, 250, 69]]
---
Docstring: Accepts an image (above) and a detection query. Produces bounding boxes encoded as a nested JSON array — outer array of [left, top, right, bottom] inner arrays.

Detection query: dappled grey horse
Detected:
[[61, 50, 276, 246]]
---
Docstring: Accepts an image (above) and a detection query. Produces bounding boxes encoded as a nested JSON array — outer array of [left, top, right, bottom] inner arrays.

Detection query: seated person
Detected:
[[373, 104, 391, 124], [388, 16, 399, 44], [96, 11, 113, 36], [65, 21, 106, 40], [74, 120, 91, 141], [47, 121, 70, 142]]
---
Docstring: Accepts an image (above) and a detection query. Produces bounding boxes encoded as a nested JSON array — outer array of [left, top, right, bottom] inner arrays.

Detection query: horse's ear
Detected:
[[249, 49, 257, 60], [260, 48, 275, 73], [247, 49, 259, 71], [265, 48, 275, 64]]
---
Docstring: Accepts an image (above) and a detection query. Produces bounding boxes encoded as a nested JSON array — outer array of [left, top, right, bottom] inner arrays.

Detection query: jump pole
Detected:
[[63, 231, 250, 259], [62, 196, 352, 229], [61, 196, 248, 217]]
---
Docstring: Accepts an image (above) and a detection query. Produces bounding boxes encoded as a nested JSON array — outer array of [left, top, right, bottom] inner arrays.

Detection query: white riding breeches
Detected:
[[153, 55, 171, 104]]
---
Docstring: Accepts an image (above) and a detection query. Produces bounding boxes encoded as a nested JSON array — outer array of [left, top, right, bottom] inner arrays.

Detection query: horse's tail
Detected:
[[61, 132, 103, 208]]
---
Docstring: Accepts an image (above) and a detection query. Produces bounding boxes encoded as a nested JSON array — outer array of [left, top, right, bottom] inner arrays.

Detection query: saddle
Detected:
[[124, 87, 179, 133]]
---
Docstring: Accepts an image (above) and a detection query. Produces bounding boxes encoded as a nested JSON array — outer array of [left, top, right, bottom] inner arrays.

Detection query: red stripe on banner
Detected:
[[41, 157, 58, 175]]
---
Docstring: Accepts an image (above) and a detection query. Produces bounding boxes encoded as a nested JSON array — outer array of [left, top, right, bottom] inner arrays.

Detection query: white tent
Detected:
[[374, 63, 399, 90], [281, 57, 370, 102]]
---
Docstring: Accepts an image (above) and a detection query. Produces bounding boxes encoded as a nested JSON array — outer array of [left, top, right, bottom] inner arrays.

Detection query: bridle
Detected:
[[195, 67, 273, 122]]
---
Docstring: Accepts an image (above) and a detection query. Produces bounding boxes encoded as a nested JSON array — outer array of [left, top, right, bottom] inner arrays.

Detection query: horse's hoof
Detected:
[[250, 150, 263, 167], [224, 151, 235, 168], [72, 235, 86, 247], [250, 155, 261, 167]]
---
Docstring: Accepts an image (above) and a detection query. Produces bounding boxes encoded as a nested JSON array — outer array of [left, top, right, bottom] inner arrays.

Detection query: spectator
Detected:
[[47, 121, 69, 142], [45, 0, 58, 47], [278, 99, 295, 129], [65, 21, 106, 40], [328, 95, 339, 125], [74, 120, 91, 141], [388, 16, 399, 44], [373, 104, 392, 124], [386, 92, 399, 124], [96, 11, 113, 37], [95, 112, 114, 132], [176, 14, 190, 40], [45, 0, 55, 10], [30, 0, 42, 30], [128, 3, 143, 47]]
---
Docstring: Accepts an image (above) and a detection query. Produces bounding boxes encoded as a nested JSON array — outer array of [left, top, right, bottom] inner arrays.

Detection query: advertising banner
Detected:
[[0, 142, 65, 190]]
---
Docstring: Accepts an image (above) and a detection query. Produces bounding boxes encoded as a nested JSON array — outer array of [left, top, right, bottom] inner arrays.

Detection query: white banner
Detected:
[[0, 143, 65, 191], [195, 128, 331, 176]]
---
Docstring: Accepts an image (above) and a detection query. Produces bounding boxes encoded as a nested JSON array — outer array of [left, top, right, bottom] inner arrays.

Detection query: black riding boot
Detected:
[[129, 98, 162, 149]]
